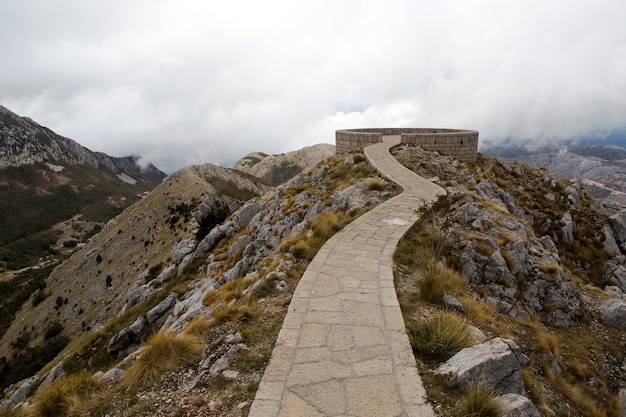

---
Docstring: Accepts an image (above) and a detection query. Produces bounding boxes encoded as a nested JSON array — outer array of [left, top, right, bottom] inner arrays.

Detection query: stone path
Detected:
[[249, 136, 444, 416]]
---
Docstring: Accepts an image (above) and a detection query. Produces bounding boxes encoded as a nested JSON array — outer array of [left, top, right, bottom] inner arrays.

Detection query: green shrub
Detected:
[[410, 312, 472, 361], [44, 321, 63, 340]]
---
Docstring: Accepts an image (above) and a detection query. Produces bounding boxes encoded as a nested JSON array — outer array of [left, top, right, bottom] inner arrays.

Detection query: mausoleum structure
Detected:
[[336, 128, 479, 162]]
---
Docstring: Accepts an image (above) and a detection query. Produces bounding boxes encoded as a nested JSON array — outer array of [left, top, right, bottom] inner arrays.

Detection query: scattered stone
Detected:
[[467, 324, 486, 344], [560, 211, 574, 244], [98, 367, 125, 384], [222, 369, 240, 379], [497, 393, 541, 417], [224, 333, 243, 344], [443, 294, 464, 313], [209, 346, 239, 377]]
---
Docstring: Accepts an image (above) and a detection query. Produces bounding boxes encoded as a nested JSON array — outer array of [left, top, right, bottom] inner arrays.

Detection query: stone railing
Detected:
[[336, 128, 479, 162]]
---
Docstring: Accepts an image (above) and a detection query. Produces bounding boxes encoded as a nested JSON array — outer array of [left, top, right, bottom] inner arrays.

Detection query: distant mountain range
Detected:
[[0, 105, 166, 270], [481, 134, 626, 206]]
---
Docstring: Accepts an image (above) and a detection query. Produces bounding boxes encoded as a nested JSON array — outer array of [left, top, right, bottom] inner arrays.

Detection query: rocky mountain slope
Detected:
[[392, 145, 626, 416], [234, 144, 334, 185], [0, 105, 166, 271], [1, 137, 626, 416], [481, 139, 626, 206]]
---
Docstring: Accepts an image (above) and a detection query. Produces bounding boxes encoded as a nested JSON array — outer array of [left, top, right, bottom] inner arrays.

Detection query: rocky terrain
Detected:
[[0, 135, 393, 415], [1, 130, 626, 416], [393, 144, 626, 416]]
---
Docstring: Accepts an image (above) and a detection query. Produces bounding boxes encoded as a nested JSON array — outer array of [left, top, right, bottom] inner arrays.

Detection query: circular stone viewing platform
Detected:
[[336, 128, 479, 162]]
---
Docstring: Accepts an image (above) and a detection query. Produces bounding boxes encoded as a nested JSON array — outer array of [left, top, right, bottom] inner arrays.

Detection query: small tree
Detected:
[[416, 193, 463, 261]]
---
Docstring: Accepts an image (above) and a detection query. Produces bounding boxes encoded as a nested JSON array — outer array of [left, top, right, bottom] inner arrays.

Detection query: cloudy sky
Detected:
[[1, 0, 625, 173]]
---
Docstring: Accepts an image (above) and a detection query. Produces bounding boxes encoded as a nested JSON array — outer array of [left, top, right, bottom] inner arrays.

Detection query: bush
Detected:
[[289, 240, 311, 260], [31, 373, 98, 417], [122, 331, 203, 387], [410, 312, 472, 361], [366, 178, 386, 192], [44, 321, 63, 340], [452, 384, 501, 417]]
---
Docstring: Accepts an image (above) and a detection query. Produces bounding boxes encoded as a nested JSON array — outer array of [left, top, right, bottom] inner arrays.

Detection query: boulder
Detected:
[[609, 209, 626, 253], [600, 299, 626, 329], [565, 184, 581, 209], [436, 338, 528, 395], [604, 225, 622, 256], [107, 316, 148, 356], [607, 263, 626, 294], [497, 393, 541, 417]]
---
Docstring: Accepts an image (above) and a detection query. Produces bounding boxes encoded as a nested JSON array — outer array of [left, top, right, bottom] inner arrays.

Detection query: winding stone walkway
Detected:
[[249, 136, 444, 416]]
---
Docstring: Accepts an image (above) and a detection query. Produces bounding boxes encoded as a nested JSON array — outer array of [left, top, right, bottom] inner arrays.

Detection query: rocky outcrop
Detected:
[[456, 194, 582, 327], [107, 293, 178, 356], [436, 338, 529, 395]]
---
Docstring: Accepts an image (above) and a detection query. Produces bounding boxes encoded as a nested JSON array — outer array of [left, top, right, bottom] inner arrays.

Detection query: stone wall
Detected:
[[335, 129, 383, 154], [336, 128, 479, 162]]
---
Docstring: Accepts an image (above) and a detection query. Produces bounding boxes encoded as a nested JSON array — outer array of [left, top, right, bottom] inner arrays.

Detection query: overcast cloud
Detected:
[[1, 0, 625, 173]]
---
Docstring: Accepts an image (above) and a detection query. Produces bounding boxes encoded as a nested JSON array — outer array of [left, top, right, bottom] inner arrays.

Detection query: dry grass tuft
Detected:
[[122, 331, 203, 388], [452, 384, 501, 417], [366, 178, 386, 192], [31, 373, 98, 417], [409, 312, 473, 361], [530, 330, 559, 357], [418, 263, 465, 304], [182, 313, 213, 338]]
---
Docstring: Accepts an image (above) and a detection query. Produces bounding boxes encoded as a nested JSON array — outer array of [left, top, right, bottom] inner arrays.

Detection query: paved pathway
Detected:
[[249, 136, 444, 416]]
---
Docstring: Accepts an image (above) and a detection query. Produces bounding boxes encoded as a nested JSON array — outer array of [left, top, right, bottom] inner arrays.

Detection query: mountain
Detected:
[[481, 138, 626, 206], [0, 136, 625, 416], [234, 143, 335, 185], [0, 105, 166, 271]]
